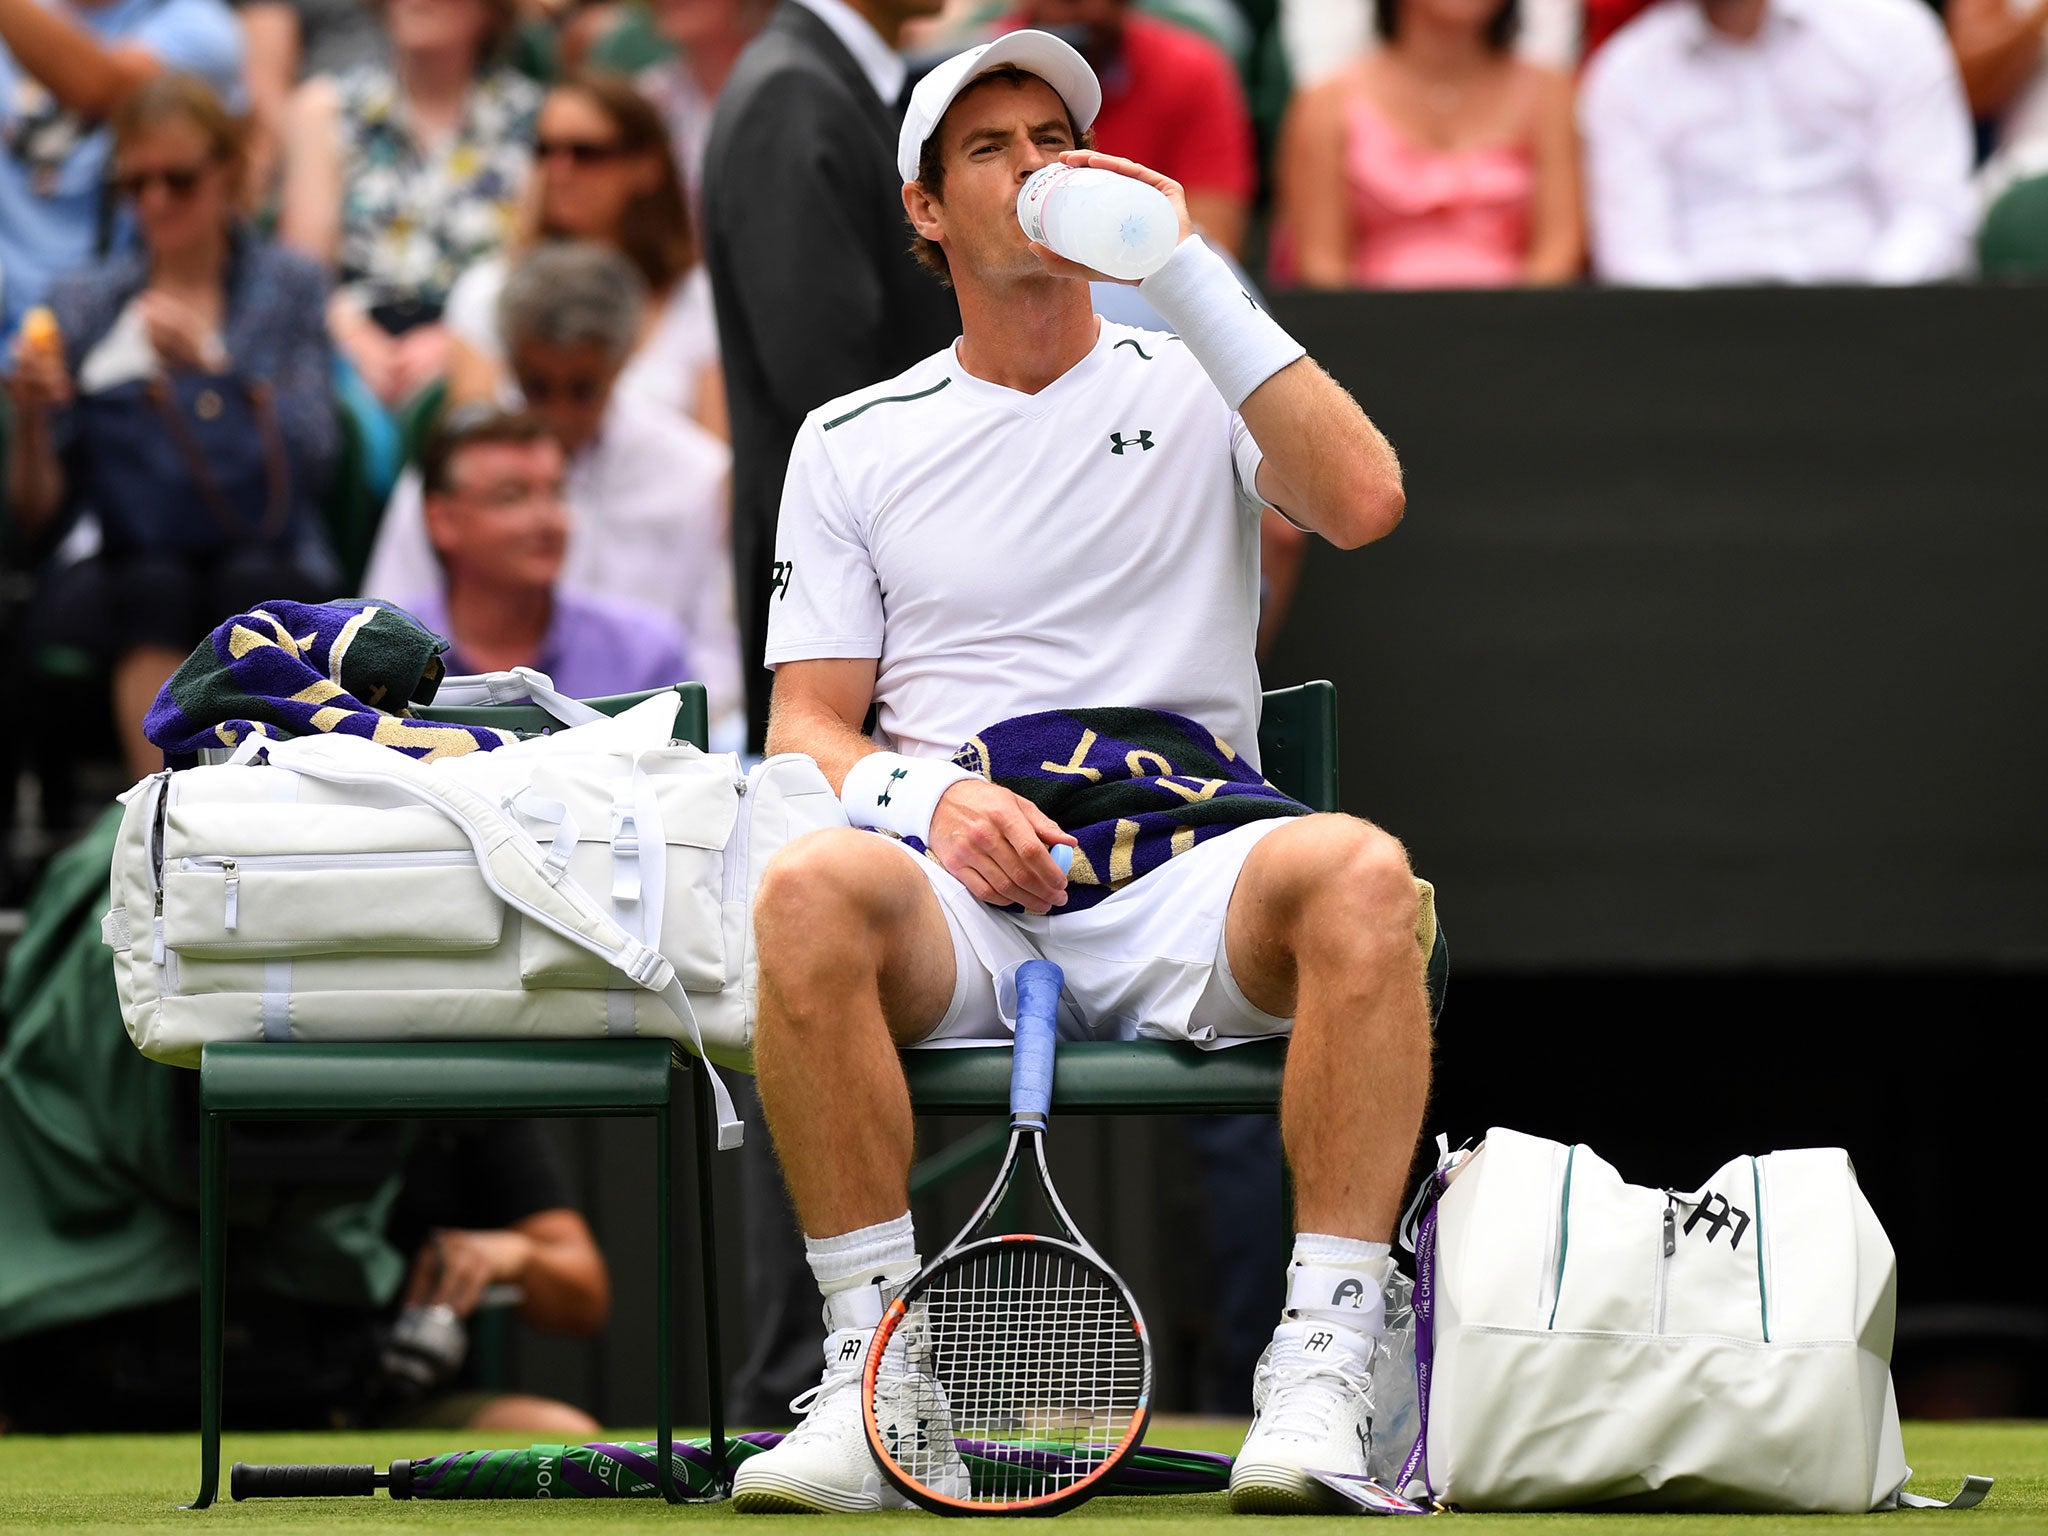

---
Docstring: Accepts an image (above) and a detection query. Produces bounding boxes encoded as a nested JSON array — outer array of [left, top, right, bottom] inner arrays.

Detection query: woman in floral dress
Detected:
[[279, 0, 541, 405]]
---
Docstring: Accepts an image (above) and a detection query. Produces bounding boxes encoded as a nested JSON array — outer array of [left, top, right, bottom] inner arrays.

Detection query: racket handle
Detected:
[[1010, 959, 1065, 1126], [231, 1462, 380, 1499]]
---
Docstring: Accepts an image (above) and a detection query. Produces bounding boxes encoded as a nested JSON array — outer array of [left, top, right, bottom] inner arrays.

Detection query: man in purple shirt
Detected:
[[408, 410, 691, 700]]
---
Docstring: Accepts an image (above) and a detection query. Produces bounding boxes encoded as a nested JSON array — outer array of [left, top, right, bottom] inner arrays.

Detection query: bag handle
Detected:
[[250, 732, 743, 1148], [145, 373, 292, 542], [429, 667, 607, 728]]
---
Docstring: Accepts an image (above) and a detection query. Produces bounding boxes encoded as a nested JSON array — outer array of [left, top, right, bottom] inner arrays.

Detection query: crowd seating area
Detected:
[[3, 0, 2047, 884]]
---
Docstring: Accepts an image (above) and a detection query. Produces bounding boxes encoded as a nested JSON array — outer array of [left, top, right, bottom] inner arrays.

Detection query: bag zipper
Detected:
[[1542, 1143, 1575, 1329], [1752, 1156, 1771, 1342], [179, 850, 475, 930], [722, 755, 792, 904], [147, 771, 173, 965], [1654, 1190, 1679, 1335]]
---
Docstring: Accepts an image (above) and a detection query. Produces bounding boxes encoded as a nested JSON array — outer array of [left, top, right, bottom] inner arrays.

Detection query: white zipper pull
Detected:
[[152, 913, 167, 966], [222, 858, 240, 930]]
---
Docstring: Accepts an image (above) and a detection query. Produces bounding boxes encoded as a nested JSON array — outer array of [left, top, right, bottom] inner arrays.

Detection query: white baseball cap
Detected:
[[896, 30, 1102, 183]]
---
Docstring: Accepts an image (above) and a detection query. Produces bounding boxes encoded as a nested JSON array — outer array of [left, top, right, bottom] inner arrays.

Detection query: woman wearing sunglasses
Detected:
[[3, 73, 339, 779], [439, 69, 722, 437]]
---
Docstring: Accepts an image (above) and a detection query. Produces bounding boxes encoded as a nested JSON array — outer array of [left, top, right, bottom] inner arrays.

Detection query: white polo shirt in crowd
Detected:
[[765, 318, 1272, 768], [1579, 0, 1977, 286]]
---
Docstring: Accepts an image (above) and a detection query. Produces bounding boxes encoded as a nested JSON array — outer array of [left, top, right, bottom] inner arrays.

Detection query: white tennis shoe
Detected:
[[731, 1324, 971, 1513], [1228, 1319, 1380, 1514]]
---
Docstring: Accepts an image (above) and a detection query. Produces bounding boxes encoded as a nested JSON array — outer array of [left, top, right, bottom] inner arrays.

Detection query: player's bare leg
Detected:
[[751, 827, 959, 1237], [738, 828, 971, 1513], [1220, 813, 1432, 1512]]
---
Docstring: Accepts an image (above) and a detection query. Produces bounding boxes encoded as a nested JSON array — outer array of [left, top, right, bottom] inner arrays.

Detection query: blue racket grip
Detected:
[[1010, 959, 1065, 1125]]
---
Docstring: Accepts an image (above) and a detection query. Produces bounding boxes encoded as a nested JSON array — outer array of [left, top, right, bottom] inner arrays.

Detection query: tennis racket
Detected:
[[861, 957, 1153, 1515]]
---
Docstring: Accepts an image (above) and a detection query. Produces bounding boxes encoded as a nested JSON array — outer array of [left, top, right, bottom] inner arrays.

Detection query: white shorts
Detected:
[[892, 820, 1296, 1050]]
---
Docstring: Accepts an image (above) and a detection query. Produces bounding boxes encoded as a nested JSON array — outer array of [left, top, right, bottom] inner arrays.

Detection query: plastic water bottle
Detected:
[[1017, 164, 1179, 281]]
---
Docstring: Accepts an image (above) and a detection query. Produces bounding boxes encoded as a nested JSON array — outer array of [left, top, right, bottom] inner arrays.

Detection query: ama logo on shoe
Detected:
[[1331, 1278, 1367, 1307]]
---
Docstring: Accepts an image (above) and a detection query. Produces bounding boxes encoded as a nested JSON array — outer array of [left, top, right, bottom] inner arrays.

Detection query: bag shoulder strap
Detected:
[[256, 734, 742, 1147]]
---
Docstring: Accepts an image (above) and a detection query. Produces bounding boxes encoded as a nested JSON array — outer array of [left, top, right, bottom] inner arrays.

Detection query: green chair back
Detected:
[[1981, 173, 2048, 278], [1257, 680, 1338, 812], [415, 681, 709, 749]]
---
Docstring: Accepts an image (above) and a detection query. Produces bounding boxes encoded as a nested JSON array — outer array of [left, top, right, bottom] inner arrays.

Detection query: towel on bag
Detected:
[[910, 707, 1314, 915], [143, 599, 512, 766]]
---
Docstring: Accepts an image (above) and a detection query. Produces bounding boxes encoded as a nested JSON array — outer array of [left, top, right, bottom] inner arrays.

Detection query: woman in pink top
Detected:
[[1273, 0, 1582, 288]]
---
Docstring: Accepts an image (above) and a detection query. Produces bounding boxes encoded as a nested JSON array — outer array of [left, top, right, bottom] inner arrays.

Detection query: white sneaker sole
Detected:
[[731, 1468, 898, 1515], [1228, 1461, 1351, 1515]]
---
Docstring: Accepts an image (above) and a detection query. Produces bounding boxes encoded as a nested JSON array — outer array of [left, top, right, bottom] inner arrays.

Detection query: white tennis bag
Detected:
[[102, 687, 846, 1149], [1392, 1127, 1972, 1513]]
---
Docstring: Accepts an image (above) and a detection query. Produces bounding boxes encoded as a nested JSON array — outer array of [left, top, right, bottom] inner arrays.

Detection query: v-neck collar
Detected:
[[944, 317, 1109, 419]]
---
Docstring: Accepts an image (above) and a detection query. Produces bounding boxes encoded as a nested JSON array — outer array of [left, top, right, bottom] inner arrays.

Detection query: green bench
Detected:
[[187, 679, 1445, 1508]]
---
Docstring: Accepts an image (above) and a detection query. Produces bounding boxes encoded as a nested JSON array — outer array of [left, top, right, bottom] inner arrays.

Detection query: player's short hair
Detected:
[[497, 241, 648, 360], [420, 408, 555, 499], [910, 64, 1093, 287]]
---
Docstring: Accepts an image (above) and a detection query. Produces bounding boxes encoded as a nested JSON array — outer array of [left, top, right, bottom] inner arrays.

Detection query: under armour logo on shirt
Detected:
[[1109, 430, 1154, 455], [876, 768, 909, 807]]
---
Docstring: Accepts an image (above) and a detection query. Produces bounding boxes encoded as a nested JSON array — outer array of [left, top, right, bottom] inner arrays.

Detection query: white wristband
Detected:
[[841, 751, 976, 843], [1137, 238, 1305, 410]]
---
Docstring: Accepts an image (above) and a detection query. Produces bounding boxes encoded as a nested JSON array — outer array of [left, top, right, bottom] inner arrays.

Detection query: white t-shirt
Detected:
[[443, 256, 720, 423], [765, 318, 1272, 767]]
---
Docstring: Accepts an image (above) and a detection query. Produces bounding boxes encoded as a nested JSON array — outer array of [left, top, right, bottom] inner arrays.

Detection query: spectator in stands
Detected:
[[369, 244, 740, 731], [1008, 0, 1255, 255], [701, 0, 961, 756], [443, 71, 723, 435], [240, 0, 391, 203], [1271, 0, 1582, 288], [0, 0, 241, 330], [1580, 0, 1978, 286], [278, 0, 541, 406], [637, 0, 772, 215], [1949, 0, 2048, 200], [410, 408, 693, 696], [4, 74, 337, 780]]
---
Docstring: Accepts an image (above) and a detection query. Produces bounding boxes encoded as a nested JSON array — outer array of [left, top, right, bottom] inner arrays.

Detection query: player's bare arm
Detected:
[[768, 661, 1075, 914], [1033, 148, 1403, 550]]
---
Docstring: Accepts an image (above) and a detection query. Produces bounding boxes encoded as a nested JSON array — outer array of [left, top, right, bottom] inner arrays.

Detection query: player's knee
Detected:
[[757, 828, 884, 930], [1290, 817, 1418, 957]]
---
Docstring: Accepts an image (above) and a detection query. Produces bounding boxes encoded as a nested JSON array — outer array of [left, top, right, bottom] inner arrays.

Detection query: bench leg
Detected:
[[187, 1108, 227, 1509], [657, 1102, 678, 1503], [692, 1056, 729, 1495]]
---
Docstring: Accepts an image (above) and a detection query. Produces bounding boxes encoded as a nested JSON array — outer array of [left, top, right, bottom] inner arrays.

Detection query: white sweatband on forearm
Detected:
[[1138, 237, 1306, 410], [840, 752, 977, 843]]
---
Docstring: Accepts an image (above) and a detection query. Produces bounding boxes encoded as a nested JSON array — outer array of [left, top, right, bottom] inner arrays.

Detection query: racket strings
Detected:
[[882, 1243, 1145, 1506]]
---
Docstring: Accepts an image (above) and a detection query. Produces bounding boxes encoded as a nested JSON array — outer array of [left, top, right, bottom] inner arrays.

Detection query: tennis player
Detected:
[[733, 31, 1430, 1515]]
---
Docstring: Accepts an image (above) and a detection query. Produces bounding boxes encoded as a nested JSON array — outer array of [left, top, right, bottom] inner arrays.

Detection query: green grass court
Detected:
[[1, 1421, 2039, 1536]]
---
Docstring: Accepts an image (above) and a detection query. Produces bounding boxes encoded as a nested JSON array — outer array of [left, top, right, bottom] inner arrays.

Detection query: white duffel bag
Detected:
[[102, 688, 846, 1149], [1393, 1127, 1988, 1513]]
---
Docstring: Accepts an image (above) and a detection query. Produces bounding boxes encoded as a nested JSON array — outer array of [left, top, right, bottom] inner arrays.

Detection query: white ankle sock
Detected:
[[1286, 1232, 1393, 1336], [807, 1214, 918, 1330]]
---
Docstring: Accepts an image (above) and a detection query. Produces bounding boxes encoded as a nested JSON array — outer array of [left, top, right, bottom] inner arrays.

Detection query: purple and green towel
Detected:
[[910, 707, 1312, 914], [144, 598, 510, 767]]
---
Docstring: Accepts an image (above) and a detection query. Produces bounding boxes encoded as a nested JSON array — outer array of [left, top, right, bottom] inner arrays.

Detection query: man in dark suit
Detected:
[[703, 0, 960, 755], [700, 0, 959, 1427]]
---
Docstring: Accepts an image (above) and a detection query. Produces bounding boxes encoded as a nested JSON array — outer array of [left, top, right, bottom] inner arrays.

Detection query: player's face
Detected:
[[930, 76, 1077, 283]]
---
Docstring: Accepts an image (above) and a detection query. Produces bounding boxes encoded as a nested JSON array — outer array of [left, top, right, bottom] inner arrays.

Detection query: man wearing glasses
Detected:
[[0, 0, 241, 330], [406, 408, 694, 700]]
